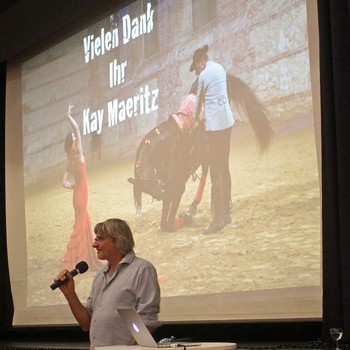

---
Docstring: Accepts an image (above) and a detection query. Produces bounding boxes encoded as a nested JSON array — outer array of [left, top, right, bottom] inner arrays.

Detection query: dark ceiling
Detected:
[[0, 0, 130, 63]]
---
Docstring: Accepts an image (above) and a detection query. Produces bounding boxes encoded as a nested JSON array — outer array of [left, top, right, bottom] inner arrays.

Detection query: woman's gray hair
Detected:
[[94, 218, 135, 256]]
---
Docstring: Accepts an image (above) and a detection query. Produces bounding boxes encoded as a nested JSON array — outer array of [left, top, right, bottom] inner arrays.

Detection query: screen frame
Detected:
[[5, 0, 322, 327]]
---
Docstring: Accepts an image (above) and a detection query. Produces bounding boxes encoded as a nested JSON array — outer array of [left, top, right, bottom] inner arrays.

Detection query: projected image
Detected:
[[11, 0, 320, 322]]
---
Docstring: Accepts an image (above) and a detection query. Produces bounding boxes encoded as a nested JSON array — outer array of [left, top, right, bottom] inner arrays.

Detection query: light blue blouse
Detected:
[[195, 60, 235, 131]]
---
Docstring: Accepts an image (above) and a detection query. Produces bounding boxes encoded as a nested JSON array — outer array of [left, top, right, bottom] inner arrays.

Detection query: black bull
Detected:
[[128, 74, 273, 232]]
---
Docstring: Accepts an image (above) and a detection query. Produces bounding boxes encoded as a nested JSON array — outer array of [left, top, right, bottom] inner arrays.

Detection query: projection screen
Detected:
[[5, 0, 321, 326]]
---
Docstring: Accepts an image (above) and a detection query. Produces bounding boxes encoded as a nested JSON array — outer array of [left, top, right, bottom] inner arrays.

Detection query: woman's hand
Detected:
[[63, 181, 74, 189], [68, 102, 74, 117]]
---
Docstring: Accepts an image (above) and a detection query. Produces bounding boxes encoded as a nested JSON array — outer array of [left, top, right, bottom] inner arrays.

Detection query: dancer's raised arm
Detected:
[[67, 102, 84, 163]]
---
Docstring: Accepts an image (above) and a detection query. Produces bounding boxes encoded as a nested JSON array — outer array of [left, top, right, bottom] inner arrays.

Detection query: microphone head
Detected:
[[75, 261, 89, 274]]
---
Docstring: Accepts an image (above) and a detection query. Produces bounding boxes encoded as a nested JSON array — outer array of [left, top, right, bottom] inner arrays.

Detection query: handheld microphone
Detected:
[[50, 261, 89, 290]]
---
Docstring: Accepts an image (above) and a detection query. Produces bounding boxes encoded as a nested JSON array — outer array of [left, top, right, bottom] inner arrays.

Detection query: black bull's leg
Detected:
[[160, 129, 201, 232], [161, 181, 186, 232]]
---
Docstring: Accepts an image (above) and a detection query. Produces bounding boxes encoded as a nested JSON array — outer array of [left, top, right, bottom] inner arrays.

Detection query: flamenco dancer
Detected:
[[61, 102, 103, 271]]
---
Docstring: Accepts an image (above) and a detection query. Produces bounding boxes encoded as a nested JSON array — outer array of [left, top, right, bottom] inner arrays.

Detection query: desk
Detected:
[[95, 343, 237, 350]]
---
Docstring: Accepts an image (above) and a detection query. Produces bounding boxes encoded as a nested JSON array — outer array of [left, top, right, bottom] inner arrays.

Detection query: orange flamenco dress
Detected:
[[62, 162, 103, 271]]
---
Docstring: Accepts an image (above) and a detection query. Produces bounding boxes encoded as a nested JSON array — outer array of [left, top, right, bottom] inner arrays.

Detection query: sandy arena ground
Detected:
[[24, 113, 321, 307]]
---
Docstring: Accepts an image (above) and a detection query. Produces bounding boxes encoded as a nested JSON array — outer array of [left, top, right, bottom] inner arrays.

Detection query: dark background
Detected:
[[1, 0, 348, 347]]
